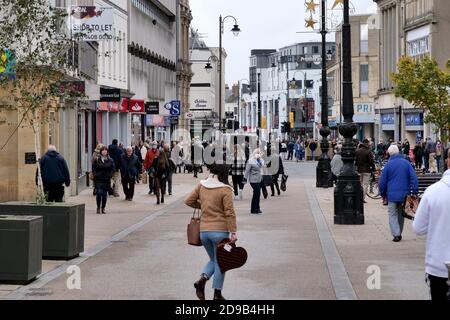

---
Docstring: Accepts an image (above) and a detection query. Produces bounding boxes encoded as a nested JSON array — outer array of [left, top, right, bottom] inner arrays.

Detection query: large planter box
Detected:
[[0, 202, 85, 260], [0, 215, 43, 283]]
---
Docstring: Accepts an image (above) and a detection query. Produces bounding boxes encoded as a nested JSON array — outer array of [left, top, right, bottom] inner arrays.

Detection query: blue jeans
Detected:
[[95, 184, 108, 209], [200, 231, 229, 290]]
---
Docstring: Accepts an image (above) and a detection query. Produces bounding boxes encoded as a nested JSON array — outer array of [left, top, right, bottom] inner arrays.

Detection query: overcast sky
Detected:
[[189, 0, 378, 85]]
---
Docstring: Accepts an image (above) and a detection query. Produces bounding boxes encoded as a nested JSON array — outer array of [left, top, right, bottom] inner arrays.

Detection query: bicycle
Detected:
[[366, 168, 382, 200]]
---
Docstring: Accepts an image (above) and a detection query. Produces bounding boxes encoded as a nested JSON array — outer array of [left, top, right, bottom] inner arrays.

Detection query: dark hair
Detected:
[[112, 139, 118, 145], [209, 163, 230, 186], [99, 146, 108, 156], [363, 139, 369, 144]]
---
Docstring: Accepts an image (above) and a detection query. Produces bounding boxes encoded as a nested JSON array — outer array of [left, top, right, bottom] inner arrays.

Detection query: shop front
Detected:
[[380, 111, 395, 141], [353, 102, 375, 141], [404, 111, 424, 143]]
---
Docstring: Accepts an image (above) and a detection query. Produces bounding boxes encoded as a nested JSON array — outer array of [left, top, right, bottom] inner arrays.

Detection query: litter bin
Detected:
[[0, 215, 43, 283]]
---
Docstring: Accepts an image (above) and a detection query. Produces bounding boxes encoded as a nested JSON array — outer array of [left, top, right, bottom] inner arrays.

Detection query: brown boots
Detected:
[[194, 274, 209, 300], [213, 289, 226, 300]]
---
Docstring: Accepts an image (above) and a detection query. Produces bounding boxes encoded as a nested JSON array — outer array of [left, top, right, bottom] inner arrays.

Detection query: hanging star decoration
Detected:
[[305, 15, 318, 29], [331, 0, 344, 10], [305, 0, 319, 14]]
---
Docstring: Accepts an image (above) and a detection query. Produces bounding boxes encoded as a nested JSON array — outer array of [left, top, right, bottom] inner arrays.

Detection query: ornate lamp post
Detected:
[[316, 0, 333, 188], [334, 0, 364, 224], [218, 15, 241, 131]]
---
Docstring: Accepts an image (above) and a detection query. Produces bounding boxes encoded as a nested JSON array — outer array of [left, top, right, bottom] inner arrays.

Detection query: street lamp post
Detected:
[[334, 0, 364, 225], [218, 15, 241, 131], [316, 0, 333, 188], [257, 72, 262, 137], [238, 79, 249, 131]]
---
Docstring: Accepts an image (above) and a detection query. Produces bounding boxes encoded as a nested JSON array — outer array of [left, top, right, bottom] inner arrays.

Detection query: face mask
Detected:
[[152, 145, 157, 150]]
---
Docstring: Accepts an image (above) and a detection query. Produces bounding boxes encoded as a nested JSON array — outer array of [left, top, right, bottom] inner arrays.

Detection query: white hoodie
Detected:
[[413, 169, 450, 278]]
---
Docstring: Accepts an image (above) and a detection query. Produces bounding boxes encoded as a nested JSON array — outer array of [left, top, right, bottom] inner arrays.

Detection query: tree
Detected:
[[392, 56, 450, 144], [0, 0, 80, 203]]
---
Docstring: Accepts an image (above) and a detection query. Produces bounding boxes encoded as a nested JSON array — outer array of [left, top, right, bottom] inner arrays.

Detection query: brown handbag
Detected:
[[187, 209, 202, 246]]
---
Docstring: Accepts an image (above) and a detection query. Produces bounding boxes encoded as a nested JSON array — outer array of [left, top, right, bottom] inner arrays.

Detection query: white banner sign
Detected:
[[70, 6, 114, 41]]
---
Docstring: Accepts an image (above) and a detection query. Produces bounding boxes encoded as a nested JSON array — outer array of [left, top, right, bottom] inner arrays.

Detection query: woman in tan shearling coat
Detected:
[[185, 163, 237, 301]]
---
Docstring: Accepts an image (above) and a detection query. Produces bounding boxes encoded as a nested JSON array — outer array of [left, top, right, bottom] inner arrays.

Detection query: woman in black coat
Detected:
[[413, 144, 424, 169], [152, 147, 171, 205], [92, 146, 115, 214]]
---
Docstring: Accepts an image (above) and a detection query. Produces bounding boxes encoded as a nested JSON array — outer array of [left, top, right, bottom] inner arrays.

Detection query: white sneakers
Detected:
[[234, 190, 244, 201]]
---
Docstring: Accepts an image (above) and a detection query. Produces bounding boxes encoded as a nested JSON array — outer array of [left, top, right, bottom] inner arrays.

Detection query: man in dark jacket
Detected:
[[287, 141, 295, 161], [120, 147, 142, 201], [108, 139, 123, 197], [39, 145, 70, 202], [355, 139, 375, 203]]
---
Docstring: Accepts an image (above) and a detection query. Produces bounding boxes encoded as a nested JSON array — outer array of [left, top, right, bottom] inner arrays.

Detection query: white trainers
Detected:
[[234, 195, 240, 200]]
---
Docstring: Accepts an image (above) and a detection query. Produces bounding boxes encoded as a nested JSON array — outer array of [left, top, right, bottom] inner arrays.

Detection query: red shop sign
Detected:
[[129, 99, 145, 113], [96, 102, 109, 111], [119, 98, 129, 112], [109, 102, 120, 112]]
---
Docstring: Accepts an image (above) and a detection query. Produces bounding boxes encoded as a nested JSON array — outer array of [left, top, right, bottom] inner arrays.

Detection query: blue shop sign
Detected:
[[405, 113, 423, 126], [381, 113, 395, 125]]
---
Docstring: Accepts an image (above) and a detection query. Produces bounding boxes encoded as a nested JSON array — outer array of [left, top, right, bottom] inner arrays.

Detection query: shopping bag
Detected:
[[280, 174, 288, 192]]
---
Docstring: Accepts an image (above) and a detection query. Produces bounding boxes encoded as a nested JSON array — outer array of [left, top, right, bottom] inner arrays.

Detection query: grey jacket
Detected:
[[244, 158, 264, 183]]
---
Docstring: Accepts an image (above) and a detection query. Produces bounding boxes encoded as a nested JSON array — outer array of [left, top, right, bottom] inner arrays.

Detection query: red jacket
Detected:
[[144, 149, 159, 170]]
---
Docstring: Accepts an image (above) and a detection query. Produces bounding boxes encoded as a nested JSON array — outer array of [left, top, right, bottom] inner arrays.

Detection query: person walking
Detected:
[[192, 139, 204, 178], [287, 140, 295, 161], [376, 139, 386, 162], [143, 141, 160, 195], [402, 139, 410, 156], [413, 149, 450, 300], [185, 163, 237, 301], [108, 139, 123, 197], [92, 146, 115, 214], [379, 145, 419, 242], [39, 145, 70, 202], [436, 140, 443, 173], [330, 145, 343, 185], [413, 143, 424, 170], [91, 143, 103, 196], [245, 149, 264, 214], [280, 141, 287, 160], [267, 146, 284, 196], [309, 140, 318, 161], [424, 138, 436, 173], [294, 139, 304, 162], [171, 141, 184, 174], [152, 145, 170, 205], [120, 147, 142, 201], [166, 144, 176, 196], [355, 139, 376, 203], [230, 144, 246, 200]]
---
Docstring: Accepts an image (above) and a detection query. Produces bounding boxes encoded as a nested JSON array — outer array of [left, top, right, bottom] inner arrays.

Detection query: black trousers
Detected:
[[122, 177, 136, 200], [260, 181, 268, 198], [250, 183, 261, 213], [287, 151, 293, 160], [43, 183, 65, 202], [270, 174, 280, 195], [415, 158, 423, 169], [428, 274, 449, 300], [232, 175, 244, 196]]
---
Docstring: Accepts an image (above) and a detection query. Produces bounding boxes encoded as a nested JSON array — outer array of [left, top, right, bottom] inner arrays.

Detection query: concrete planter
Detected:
[[0, 215, 43, 283], [0, 202, 85, 260]]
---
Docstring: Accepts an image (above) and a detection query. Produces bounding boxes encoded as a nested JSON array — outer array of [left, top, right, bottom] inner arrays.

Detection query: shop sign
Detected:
[[129, 100, 145, 113], [119, 98, 129, 112], [381, 113, 395, 125], [160, 100, 181, 116], [70, 6, 114, 41], [354, 103, 375, 123], [145, 102, 159, 115], [100, 88, 121, 102], [405, 113, 423, 126], [145, 115, 171, 127]]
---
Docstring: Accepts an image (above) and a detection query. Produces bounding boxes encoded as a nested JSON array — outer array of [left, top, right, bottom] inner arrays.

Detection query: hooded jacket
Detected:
[[185, 175, 237, 233], [413, 170, 450, 278], [40, 151, 70, 186]]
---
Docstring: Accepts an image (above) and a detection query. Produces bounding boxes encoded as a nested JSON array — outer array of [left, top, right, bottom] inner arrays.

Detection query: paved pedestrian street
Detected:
[[0, 162, 429, 300]]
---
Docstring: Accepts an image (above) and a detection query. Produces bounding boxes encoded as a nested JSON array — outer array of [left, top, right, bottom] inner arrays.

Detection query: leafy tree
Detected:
[[0, 0, 80, 203], [392, 56, 450, 144]]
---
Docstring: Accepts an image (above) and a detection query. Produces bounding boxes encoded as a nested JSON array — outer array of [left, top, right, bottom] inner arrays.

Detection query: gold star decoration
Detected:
[[305, 0, 319, 14], [331, 0, 344, 9], [305, 15, 318, 29]]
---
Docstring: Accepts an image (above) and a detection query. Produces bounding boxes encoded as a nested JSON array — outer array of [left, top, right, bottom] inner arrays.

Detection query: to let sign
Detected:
[[59, 81, 85, 96]]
